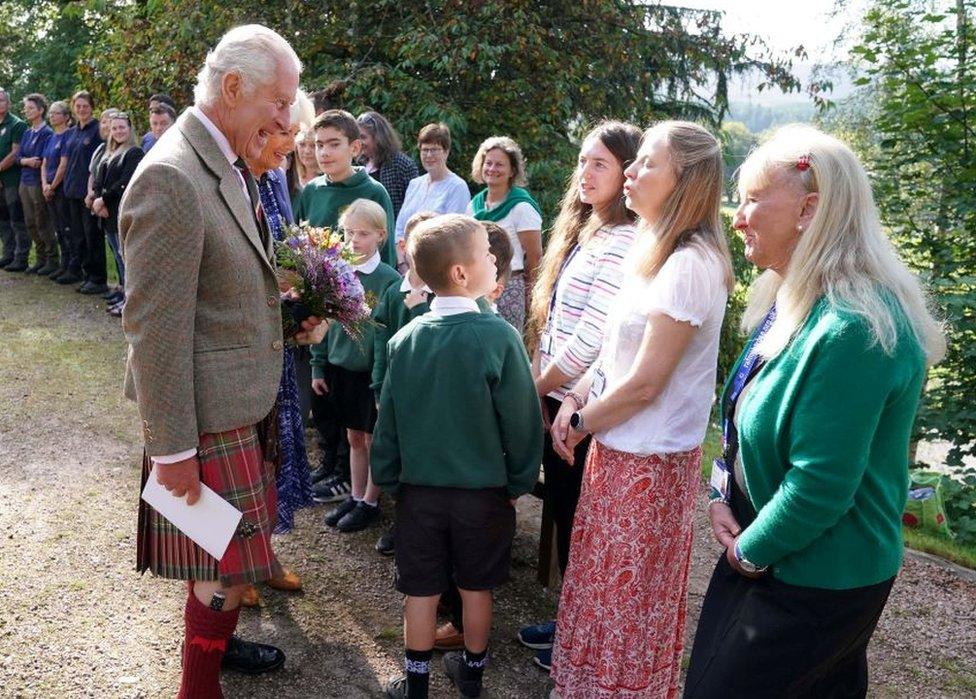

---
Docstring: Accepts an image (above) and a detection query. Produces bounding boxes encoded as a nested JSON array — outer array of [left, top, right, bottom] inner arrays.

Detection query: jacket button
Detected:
[[272, 340, 283, 351], [267, 296, 277, 307]]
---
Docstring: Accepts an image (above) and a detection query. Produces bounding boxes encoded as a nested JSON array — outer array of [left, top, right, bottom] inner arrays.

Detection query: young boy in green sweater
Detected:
[[371, 214, 543, 699], [311, 199, 400, 533], [293, 109, 397, 266]]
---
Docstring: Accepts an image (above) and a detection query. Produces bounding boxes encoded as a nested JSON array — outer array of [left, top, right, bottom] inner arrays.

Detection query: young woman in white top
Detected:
[[548, 121, 733, 699]]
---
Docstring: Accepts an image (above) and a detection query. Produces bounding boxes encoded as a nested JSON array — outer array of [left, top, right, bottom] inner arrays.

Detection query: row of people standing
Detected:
[[0, 87, 176, 317]]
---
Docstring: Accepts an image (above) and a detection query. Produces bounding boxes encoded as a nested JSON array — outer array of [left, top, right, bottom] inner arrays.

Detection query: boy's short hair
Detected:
[[313, 109, 361, 143], [150, 103, 177, 121], [403, 210, 438, 241], [149, 93, 175, 109], [409, 214, 484, 292], [483, 222, 513, 283], [339, 198, 388, 242]]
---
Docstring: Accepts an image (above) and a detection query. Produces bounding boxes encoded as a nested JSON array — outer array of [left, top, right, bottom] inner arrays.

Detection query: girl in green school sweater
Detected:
[[311, 199, 401, 533]]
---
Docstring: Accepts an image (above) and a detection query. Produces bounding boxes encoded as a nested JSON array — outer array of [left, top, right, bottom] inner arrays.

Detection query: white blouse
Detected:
[[590, 244, 728, 455]]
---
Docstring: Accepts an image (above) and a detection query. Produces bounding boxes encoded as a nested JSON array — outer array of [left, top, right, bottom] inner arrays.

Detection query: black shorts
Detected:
[[327, 364, 377, 433], [394, 485, 516, 596]]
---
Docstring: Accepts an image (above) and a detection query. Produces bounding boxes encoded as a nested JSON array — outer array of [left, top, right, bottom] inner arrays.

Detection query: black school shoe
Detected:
[[443, 651, 483, 698], [220, 635, 285, 675], [336, 501, 380, 533], [324, 497, 356, 527], [375, 526, 395, 555]]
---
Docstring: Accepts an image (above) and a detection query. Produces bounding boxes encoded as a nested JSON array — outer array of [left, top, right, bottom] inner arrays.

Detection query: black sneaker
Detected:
[[312, 475, 351, 503], [375, 526, 395, 556], [443, 651, 483, 698], [324, 497, 356, 527], [309, 460, 335, 485], [336, 501, 380, 533]]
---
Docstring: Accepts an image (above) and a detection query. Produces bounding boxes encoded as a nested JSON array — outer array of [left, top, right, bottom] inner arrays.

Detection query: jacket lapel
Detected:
[[178, 111, 275, 275]]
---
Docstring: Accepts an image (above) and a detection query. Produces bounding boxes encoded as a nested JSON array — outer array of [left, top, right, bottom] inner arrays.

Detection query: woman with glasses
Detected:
[[392, 123, 471, 270]]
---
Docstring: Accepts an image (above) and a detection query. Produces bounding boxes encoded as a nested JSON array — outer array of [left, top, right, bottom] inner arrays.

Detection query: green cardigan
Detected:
[[370, 312, 543, 498], [733, 297, 926, 589]]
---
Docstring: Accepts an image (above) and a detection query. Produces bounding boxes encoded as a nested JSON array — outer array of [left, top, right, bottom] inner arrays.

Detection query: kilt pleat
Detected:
[[136, 422, 282, 587]]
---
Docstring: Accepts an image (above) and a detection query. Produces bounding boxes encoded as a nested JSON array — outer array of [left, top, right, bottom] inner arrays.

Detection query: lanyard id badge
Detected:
[[710, 458, 731, 501], [591, 367, 607, 398]]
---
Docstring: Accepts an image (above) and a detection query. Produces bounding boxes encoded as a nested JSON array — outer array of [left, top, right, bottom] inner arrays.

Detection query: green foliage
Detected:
[[936, 466, 976, 545], [835, 0, 976, 469], [0, 1, 96, 104], [717, 212, 756, 388], [718, 121, 757, 202], [75, 0, 802, 219]]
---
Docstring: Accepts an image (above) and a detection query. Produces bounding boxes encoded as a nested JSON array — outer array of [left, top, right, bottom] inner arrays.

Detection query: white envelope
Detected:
[[141, 466, 243, 560]]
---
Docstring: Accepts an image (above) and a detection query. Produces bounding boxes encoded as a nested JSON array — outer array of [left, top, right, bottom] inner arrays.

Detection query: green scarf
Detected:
[[470, 186, 542, 222]]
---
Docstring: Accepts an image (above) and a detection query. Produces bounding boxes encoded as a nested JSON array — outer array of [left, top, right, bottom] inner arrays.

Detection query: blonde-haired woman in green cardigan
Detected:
[[684, 124, 946, 698]]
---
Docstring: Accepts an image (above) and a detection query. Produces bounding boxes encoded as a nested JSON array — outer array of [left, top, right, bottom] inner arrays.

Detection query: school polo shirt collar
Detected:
[[353, 251, 381, 273], [430, 296, 480, 316], [399, 276, 432, 294]]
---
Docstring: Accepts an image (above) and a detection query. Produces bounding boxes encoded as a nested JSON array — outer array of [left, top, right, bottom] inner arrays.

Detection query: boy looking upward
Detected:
[[371, 214, 543, 699]]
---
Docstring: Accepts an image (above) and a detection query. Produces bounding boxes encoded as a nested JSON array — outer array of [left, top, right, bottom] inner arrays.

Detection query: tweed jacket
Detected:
[[119, 110, 284, 457]]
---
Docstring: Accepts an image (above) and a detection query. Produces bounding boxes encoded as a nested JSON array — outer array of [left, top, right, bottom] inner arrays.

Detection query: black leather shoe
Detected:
[[220, 635, 285, 675], [56, 272, 81, 285], [375, 526, 395, 556], [4, 261, 27, 272], [47, 266, 67, 279], [324, 497, 356, 527], [25, 262, 44, 274], [79, 282, 108, 295], [337, 501, 380, 533], [0, 257, 13, 269]]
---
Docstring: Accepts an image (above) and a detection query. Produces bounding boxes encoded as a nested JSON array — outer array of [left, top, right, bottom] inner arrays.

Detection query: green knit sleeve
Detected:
[[309, 338, 327, 380], [369, 346, 402, 495], [486, 324, 544, 497], [737, 316, 906, 567], [371, 288, 393, 392]]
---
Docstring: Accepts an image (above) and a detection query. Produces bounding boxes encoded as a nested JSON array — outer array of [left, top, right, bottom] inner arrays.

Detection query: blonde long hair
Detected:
[[740, 124, 946, 365], [526, 121, 642, 349], [631, 121, 733, 287]]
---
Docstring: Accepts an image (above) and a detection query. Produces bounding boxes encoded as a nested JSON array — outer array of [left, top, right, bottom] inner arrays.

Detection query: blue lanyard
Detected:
[[258, 174, 285, 242], [722, 305, 777, 451]]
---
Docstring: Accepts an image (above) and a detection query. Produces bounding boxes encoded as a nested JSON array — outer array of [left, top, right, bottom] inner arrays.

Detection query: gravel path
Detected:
[[2, 273, 975, 698]]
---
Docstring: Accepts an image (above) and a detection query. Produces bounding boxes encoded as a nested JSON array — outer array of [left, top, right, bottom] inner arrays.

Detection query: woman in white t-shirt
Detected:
[[548, 121, 733, 699], [467, 136, 543, 332]]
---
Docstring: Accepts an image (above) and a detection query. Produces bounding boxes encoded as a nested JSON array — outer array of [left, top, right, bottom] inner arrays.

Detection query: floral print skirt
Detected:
[[551, 439, 702, 699]]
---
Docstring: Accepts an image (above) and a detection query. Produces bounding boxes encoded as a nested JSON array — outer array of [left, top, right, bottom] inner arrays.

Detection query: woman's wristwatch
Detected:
[[733, 541, 768, 574], [569, 410, 586, 432]]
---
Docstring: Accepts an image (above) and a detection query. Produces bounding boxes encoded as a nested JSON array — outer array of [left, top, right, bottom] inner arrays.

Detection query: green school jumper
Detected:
[[732, 298, 927, 589], [370, 311, 543, 498], [293, 167, 397, 266]]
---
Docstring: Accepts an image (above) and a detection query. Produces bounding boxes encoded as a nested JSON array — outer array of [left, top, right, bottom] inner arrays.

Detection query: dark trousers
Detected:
[[685, 482, 895, 697], [542, 395, 587, 574], [310, 364, 350, 480], [83, 212, 107, 285], [104, 218, 124, 287], [45, 189, 71, 272], [65, 197, 91, 276], [0, 183, 28, 263]]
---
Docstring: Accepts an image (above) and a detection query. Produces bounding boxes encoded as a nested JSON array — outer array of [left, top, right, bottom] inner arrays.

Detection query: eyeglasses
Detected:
[[420, 147, 444, 155]]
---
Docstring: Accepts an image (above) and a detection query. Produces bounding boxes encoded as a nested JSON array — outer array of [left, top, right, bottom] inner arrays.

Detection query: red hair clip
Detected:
[[796, 155, 811, 171]]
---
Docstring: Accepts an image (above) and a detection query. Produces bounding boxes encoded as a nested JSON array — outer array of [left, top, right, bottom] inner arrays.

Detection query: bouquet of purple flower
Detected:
[[275, 221, 370, 341]]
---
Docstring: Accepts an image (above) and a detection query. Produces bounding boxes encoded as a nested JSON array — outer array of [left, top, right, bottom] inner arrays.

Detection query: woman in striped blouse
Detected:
[[513, 120, 642, 672]]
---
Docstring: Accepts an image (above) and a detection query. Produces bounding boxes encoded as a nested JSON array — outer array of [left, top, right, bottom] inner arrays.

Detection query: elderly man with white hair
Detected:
[[120, 24, 319, 697]]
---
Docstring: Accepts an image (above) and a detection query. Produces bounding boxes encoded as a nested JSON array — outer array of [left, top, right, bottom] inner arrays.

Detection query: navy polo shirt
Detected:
[[42, 130, 69, 185], [62, 120, 102, 199], [18, 124, 53, 187]]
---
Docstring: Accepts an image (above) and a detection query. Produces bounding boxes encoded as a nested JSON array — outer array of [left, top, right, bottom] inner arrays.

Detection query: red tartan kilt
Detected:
[[136, 424, 282, 587]]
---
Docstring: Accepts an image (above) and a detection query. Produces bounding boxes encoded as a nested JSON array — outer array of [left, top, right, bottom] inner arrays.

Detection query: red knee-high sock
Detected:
[[177, 584, 240, 699]]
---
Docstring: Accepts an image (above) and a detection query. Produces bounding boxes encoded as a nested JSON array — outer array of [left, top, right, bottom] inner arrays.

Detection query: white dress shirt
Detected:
[[429, 296, 480, 317]]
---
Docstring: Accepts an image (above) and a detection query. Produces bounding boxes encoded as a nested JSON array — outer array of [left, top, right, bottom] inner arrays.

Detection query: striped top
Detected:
[[537, 223, 638, 400]]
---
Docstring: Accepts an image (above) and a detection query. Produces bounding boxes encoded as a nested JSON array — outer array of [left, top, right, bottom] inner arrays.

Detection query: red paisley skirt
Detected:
[[551, 439, 702, 699]]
